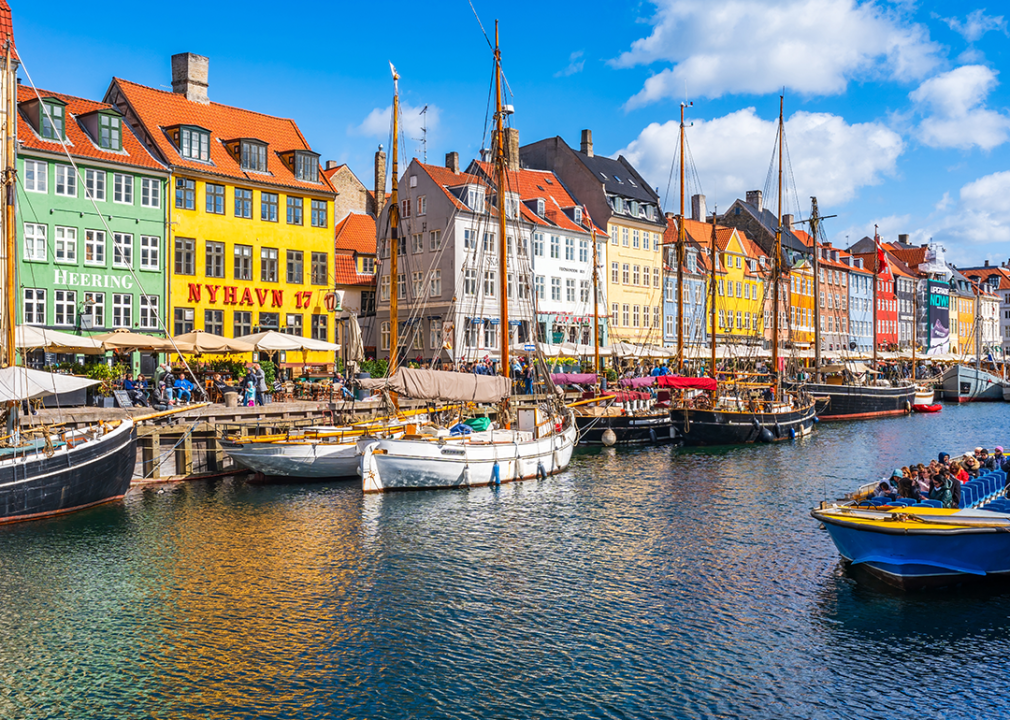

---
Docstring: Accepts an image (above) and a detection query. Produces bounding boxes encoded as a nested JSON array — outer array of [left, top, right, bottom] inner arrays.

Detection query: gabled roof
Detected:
[[414, 161, 485, 212], [17, 85, 166, 171], [728, 198, 807, 254], [886, 245, 928, 269], [575, 151, 659, 204], [334, 254, 376, 287], [108, 77, 334, 194], [0, 1, 16, 63], [960, 266, 1010, 291], [669, 217, 768, 278], [334, 212, 376, 256]]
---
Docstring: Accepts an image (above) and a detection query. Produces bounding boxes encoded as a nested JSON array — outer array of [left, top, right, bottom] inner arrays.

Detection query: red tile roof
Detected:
[[0, 1, 15, 62], [110, 78, 334, 194], [886, 245, 927, 268], [961, 266, 1010, 290], [415, 162, 484, 212], [333, 254, 375, 287], [334, 212, 376, 256], [17, 85, 165, 171]]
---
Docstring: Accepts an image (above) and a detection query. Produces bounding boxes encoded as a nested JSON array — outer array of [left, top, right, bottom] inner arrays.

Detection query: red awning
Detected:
[[657, 376, 717, 391]]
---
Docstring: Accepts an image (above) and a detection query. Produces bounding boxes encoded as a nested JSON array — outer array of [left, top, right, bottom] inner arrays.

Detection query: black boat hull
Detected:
[[804, 383, 915, 421], [673, 403, 817, 446], [575, 412, 676, 445], [0, 422, 136, 524]]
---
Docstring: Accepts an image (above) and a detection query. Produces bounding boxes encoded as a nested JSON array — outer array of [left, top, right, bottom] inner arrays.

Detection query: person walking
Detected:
[[252, 363, 267, 406]]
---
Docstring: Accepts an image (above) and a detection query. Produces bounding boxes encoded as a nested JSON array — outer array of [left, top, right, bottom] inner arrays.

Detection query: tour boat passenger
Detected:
[[929, 471, 955, 508]]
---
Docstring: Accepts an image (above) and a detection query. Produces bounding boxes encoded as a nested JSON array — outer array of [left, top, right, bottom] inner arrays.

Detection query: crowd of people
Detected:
[[119, 363, 271, 410], [873, 446, 1008, 508]]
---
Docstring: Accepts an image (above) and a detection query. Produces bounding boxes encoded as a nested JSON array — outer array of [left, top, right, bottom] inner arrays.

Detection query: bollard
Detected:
[[142, 432, 160, 479], [175, 434, 193, 477]]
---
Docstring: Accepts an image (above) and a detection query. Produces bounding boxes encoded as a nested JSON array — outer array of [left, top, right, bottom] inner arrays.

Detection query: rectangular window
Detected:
[[295, 153, 318, 183], [83, 292, 104, 329], [380, 321, 390, 351], [286, 250, 303, 284], [311, 314, 328, 342], [534, 233, 544, 256], [633, 305, 640, 327], [240, 141, 267, 172], [23, 223, 46, 261], [654, 306, 661, 328], [174, 237, 195, 275], [24, 159, 48, 193], [261, 192, 279, 222], [175, 178, 195, 209], [622, 264, 630, 284], [234, 311, 252, 338], [173, 307, 194, 335], [113, 293, 132, 328], [551, 277, 561, 301], [429, 319, 443, 350], [428, 230, 442, 251], [654, 268, 661, 288], [113, 233, 133, 268], [535, 276, 545, 299], [579, 239, 588, 263], [483, 232, 496, 254], [261, 248, 278, 282], [632, 230, 640, 249], [137, 296, 159, 329], [234, 245, 252, 280], [206, 241, 225, 278], [622, 304, 630, 327], [108, 174, 132, 205], [362, 257, 375, 274], [633, 265, 640, 285], [612, 303, 619, 325], [54, 290, 76, 327], [41, 103, 65, 140], [611, 262, 619, 283], [179, 127, 210, 161], [416, 195, 427, 216], [23, 289, 45, 325], [310, 252, 328, 285], [666, 314, 674, 337], [203, 308, 223, 335], [54, 226, 76, 263], [580, 280, 590, 303], [141, 178, 161, 208], [311, 199, 328, 228], [412, 233, 423, 254], [55, 164, 76, 197], [565, 237, 574, 261], [412, 271, 424, 298], [566, 278, 576, 302], [484, 270, 496, 297], [550, 235, 560, 259], [99, 114, 121, 150], [85, 230, 106, 265], [258, 312, 280, 331], [381, 275, 391, 301], [622, 228, 629, 247], [429, 269, 442, 297], [287, 196, 303, 225], [234, 188, 253, 218], [206, 183, 225, 214]]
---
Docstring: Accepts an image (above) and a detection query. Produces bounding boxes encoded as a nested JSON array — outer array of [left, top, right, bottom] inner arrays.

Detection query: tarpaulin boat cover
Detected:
[[552, 373, 598, 385], [612, 391, 651, 402], [0, 367, 100, 403], [619, 376, 656, 388], [656, 376, 717, 391], [359, 368, 510, 403]]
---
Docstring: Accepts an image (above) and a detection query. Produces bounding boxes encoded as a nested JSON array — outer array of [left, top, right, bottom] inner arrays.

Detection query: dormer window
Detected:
[[503, 193, 520, 219], [573, 207, 583, 224], [99, 114, 121, 151], [629, 200, 639, 216], [179, 126, 210, 162], [294, 151, 319, 182], [612, 196, 623, 213], [41, 99, 66, 140], [464, 186, 485, 213], [645, 205, 656, 221], [536, 198, 545, 216], [241, 140, 268, 172]]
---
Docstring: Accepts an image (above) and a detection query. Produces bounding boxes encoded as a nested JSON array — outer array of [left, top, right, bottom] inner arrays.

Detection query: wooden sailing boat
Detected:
[[670, 97, 817, 445], [357, 23, 577, 492], [0, 33, 137, 523]]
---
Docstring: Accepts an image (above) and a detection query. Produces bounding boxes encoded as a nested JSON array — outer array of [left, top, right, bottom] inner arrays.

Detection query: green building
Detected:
[[16, 85, 169, 370]]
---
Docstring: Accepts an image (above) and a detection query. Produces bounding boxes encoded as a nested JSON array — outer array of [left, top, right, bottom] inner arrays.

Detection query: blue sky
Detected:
[[13, 0, 1010, 264]]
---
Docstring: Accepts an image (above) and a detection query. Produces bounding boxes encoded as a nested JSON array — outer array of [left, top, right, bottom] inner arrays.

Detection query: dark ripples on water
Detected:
[[1, 403, 1009, 719]]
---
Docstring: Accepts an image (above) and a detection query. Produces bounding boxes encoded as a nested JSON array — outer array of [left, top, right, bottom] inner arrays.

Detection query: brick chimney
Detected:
[[374, 145, 386, 218], [581, 129, 593, 157], [782, 213, 793, 231], [445, 151, 459, 174], [171, 53, 209, 104], [898, 233, 909, 245], [746, 190, 763, 213], [325, 160, 339, 170], [691, 194, 706, 221], [504, 128, 520, 171], [985, 260, 990, 267]]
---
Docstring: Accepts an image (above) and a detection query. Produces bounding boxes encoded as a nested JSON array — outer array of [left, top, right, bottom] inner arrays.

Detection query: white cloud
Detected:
[[829, 214, 912, 249], [613, 0, 942, 106], [938, 9, 1007, 42], [909, 65, 1010, 150], [352, 103, 439, 144], [555, 51, 585, 78], [617, 107, 903, 212]]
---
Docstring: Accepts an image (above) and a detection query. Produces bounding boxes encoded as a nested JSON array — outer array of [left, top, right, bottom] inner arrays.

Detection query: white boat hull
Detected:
[[222, 439, 361, 478], [359, 421, 578, 492]]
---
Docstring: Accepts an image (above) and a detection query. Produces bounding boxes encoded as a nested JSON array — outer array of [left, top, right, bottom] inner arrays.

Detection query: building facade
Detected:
[[16, 86, 169, 364], [960, 263, 1010, 356], [663, 215, 709, 349], [107, 54, 337, 363], [846, 259, 873, 354]]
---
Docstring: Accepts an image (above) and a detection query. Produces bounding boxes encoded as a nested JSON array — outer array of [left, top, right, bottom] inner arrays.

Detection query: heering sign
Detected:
[[54, 269, 135, 290]]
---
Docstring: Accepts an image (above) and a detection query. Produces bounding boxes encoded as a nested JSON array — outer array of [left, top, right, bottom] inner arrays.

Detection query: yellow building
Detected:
[[788, 258, 815, 346], [107, 55, 337, 365], [953, 287, 975, 354], [714, 227, 767, 343]]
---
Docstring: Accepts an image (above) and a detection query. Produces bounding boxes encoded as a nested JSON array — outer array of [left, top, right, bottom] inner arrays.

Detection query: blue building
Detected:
[[847, 257, 874, 354], [662, 216, 708, 351]]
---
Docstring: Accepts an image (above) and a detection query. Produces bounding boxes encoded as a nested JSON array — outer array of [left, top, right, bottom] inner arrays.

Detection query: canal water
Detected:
[[1, 404, 1008, 719]]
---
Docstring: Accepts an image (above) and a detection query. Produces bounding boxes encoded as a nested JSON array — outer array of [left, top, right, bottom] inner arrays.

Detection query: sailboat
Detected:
[[357, 24, 577, 491], [668, 98, 817, 446], [941, 284, 1006, 402], [0, 37, 136, 523], [800, 221, 916, 420]]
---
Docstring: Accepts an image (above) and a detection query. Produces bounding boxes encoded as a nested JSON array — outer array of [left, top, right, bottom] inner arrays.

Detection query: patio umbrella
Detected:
[[15, 325, 104, 354], [91, 328, 174, 352], [234, 330, 339, 352], [172, 330, 254, 354]]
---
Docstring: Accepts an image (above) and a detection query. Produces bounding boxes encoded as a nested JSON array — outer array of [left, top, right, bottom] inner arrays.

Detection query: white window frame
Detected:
[[113, 173, 133, 204], [85, 230, 106, 266], [54, 289, 76, 327], [113, 233, 133, 268], [84, 292, 105, 329], [25, 159, 48, 193], [140, 236, 159, 270], [85, 168, 106, 201], [55, 164, 76, 197], [23, 223, 47, 261], [112, 293, 132, 328], [23, 288, 46, 325], [141, 178, 161, 208], [429, 269, 442, 297], [54, 225, 76, 263], [429, 319, 443, 350]]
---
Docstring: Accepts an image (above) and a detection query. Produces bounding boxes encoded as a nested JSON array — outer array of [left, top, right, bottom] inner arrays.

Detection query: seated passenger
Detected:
[[963, 454, 981, 478], [874, 480, 897, 501], [980, 448, 996, 471], [929, 471, 955, 509], [896, 476, 921, 501], [950, 461, 969, 484]]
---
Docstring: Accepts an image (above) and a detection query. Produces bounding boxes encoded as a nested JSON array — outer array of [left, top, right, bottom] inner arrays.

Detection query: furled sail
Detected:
[[0, 367, 100, 403], [359, 368, 510, 403]]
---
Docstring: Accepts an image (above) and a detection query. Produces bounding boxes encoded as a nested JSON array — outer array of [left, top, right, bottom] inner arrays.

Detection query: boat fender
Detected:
[[752, 416, 774, 443], [491, 462, 501, 486], [536, 462, 547, 480], [649, 428, 657, 443], [601, 428, 617, 447], [463, 465, 472, 487], [813, 416, 819, 423], [789, 427, 796, 439], [904, 401, 912, 413]]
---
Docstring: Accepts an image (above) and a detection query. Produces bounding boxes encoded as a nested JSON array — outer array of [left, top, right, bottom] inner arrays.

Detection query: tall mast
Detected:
[[872, 224, 879, 369], [676, 102, 687, 371], [710, 207, 718, 393], [811, 197, 821, 376], [493, 21, 510, 379], [591, 218, 600, 378], [912, 278, 917, 381], [772, 95, 783, 395], [976, 282, 982, 371], [3, 42, 14, 368], [388, 63, 400, 375]]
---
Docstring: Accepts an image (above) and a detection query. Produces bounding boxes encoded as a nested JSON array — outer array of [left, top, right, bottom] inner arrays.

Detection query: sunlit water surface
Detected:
[[1, 403, 1008, 719]]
